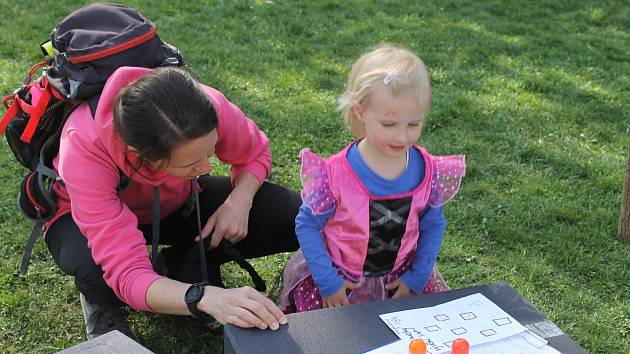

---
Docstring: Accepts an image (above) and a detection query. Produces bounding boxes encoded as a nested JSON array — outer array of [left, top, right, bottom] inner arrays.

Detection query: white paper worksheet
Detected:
[[469, 330, 562, 354], [363, 331, 562, 354], [379, 293, 527, 353]]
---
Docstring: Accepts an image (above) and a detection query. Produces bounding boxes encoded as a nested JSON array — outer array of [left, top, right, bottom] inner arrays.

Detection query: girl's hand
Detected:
[[322, 281, 361, 308], [200, 192, 252, 247], [199, 286, 287, 330], [385, 278, 415, 299]]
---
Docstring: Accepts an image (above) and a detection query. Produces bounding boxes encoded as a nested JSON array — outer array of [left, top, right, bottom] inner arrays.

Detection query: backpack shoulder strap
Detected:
[[19, 222, 44, 274]]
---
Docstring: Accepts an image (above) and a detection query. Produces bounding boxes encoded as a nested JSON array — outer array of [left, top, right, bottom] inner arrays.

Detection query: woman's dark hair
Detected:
[[113, 67, 218, 168]]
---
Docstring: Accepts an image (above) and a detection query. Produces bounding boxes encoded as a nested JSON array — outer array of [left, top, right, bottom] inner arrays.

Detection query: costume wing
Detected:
[[428, 154, 466, 208], [299, 148, 336, 215]]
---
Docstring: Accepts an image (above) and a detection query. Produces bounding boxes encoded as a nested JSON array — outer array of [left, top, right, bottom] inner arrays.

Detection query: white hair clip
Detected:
[[383, 73, 394, 85]]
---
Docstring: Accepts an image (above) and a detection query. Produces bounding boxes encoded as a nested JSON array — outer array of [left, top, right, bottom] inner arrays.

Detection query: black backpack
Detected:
[[0, 3, 184, 274]]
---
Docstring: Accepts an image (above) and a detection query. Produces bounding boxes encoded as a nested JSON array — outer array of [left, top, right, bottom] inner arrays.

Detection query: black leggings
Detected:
[[45, 176, 300, 308]]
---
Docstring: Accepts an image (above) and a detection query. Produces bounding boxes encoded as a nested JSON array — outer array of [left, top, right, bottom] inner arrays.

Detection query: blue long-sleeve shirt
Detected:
[[296, 143, 446, 297]]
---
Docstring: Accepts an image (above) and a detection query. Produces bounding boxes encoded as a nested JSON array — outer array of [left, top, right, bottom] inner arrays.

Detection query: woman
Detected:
[[45, 66, 299, 339]]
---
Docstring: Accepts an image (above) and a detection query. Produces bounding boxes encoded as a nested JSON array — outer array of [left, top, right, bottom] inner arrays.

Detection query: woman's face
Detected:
[[155, 130, 218, 179]]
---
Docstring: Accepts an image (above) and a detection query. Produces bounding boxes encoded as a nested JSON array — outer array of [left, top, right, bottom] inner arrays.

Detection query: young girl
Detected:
[[280, 44, 465, 312]]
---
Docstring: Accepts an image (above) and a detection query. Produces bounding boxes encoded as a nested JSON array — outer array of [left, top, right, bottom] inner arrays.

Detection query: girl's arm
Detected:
[[399, 206, 446, 293], [296, 203, 345, 297]]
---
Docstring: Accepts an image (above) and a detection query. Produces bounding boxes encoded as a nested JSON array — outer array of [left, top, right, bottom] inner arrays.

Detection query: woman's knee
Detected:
[[254, 182, 301, 221], [74, 271, 121, 308], [46, 214, 93, 275]]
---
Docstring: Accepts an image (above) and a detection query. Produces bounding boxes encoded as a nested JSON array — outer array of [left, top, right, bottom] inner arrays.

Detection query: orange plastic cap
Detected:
[[408, 338, 427, 354]]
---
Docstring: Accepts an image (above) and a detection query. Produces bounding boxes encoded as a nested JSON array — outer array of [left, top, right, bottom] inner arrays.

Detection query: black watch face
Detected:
[[186, 284, 201, 302]]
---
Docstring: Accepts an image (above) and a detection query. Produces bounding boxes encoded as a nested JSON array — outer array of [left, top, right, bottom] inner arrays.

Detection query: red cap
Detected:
[[451, 338, 470, 354]]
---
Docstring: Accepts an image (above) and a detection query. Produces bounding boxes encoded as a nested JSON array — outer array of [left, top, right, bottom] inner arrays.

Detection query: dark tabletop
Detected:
[[224, 282, 586, 354]]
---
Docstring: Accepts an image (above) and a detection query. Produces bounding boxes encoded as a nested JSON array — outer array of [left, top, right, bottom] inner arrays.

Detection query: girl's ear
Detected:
[[353, 103, 365, 122]]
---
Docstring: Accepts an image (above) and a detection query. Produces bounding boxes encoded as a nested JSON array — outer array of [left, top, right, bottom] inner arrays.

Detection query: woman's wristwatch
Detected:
[[185, 282, 209, 317]]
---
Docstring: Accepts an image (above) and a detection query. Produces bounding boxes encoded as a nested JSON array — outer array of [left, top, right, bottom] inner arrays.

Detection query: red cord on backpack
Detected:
[[0, 61, 48, 138], [0, 97, 19, 134], [20, 80, 52, 143]]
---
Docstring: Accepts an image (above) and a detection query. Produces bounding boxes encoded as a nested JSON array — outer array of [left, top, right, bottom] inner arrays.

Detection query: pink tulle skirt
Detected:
[[279, 250, 450, 313]]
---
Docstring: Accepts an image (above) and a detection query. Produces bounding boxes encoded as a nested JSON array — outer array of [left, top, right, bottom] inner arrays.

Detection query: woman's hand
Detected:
[[200, 193, 251, 247], [199, 286, 287, 330], [322, 281, 361, 308], [385, 278, 415, 299], [198, 173, 260, 247]]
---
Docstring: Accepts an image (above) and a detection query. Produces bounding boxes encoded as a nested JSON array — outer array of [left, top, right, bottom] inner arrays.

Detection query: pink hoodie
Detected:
[[48, 67, 271, 312]]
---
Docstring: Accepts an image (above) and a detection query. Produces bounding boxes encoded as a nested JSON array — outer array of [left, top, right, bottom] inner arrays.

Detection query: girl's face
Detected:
[[354, 84, 424, 158], [154, 130, 218, 179]]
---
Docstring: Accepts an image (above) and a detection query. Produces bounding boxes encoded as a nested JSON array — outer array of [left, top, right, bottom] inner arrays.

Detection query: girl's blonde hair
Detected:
[[337, 44, 431, 137]]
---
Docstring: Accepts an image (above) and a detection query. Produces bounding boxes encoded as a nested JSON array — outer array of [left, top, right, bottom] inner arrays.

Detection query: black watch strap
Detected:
[[185, 282, 209, 318]]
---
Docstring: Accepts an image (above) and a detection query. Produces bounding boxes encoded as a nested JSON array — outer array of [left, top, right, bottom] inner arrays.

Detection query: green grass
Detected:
[[1, 0, 629, 353]]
